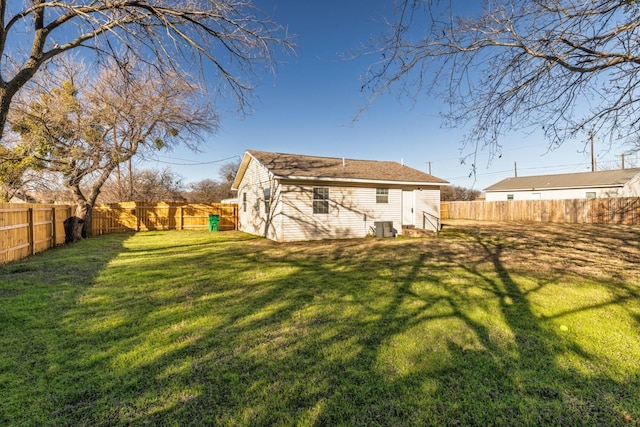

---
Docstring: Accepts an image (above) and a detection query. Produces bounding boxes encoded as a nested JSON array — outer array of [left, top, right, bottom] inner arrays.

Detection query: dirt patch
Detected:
[[440, 219, 640, 283]]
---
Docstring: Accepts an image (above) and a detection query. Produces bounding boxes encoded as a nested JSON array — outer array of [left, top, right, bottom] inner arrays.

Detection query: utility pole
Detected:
[[426, 161, 432, 175], [618, 153, 626, 169], [589, 131, 596, 172], [514, 161, 518, 177]]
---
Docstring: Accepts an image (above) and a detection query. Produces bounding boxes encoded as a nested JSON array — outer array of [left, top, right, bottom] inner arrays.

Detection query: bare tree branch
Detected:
[[0, 0, 293, 139], [363, 0, 640, 162]]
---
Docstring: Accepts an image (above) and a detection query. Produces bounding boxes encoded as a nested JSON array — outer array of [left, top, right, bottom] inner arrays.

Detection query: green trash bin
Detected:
[[208, 214, 220, 231]]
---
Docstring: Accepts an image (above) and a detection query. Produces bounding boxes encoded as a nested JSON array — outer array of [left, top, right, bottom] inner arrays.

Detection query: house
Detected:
[[484, 168, 640, 201], [231, 150, 449, 242]]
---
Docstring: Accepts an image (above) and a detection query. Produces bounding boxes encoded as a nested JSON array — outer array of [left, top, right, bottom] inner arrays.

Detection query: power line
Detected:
[[147, 154, 241, 166], [444, 162, 591, 181]]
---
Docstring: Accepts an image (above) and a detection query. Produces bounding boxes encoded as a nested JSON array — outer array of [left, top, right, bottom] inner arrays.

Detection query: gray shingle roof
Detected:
[[246, 150, 449, 184], [484, 168, 640, 192]]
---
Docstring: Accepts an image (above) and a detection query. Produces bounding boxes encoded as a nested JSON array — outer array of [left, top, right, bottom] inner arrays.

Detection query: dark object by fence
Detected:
[[64, 216, 85, 243]]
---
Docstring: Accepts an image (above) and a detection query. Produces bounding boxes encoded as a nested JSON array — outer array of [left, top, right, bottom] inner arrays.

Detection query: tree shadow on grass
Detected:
[[0, 233, 134, 426], [301, 227, 638, 425], [204, 227, 627, 423], [5, 225, 639, 426], [71, 228, 640, 424]]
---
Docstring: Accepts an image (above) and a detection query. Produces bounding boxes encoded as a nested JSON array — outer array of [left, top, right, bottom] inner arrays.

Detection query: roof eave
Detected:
[[231, 152, 255, 190], [275, 174, 448, 186], [484, 183, 626, 192]]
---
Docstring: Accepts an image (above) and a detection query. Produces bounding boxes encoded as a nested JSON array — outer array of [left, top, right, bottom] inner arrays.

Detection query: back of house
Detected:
[[232, 150, 449, 242]]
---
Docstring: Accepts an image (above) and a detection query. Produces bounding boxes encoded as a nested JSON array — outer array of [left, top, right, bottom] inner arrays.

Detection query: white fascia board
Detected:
[[230, 158, 249, 190], [231, 151, 259, 190], [275, 175, 446, 186]]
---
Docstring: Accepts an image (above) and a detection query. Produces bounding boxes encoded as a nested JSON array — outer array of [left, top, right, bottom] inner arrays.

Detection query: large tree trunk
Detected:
[[83, 205, 93, 238], [64, 201, 91, 243], [1, 62, 44, 141], [63, 160, 117, 243], [0, 86, 14, 141]]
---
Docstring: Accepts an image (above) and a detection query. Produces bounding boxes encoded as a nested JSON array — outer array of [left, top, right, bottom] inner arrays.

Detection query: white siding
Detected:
[[413, 186, 442, 232], [485, 187, 627, 201], [277, 183, 399, 242], [237, 163, 444, 242], [271, 182, 442, 242], [621, 174, 640, 197], [236, 158, 283, 240]]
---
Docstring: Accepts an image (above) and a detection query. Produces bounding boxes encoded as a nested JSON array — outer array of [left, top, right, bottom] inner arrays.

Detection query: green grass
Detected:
[[1, 221, 639, 426]]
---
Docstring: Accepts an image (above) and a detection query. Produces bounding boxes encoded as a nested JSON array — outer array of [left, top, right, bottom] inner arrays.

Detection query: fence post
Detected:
[[51, 207, 57, 248], [27, 207, 34, 255], [234, 205, 238, 230]]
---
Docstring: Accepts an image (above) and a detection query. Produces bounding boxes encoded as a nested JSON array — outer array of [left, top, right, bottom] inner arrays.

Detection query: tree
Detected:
[[99, 168, 186, 203], [364, 1, 640, 168], [218, 159, 241, 183], [0, 1, 291, 140], [186, 179, 233, 202], [7, 59, 216, 240], [0, 145, 37, 201], [186, 159, 241, 202], [440, 185, 481, 202], [187, 179, 223, 202]]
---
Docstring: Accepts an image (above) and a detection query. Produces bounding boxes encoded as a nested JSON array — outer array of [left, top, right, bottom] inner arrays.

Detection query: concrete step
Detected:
[[401, 227, 437, 238]]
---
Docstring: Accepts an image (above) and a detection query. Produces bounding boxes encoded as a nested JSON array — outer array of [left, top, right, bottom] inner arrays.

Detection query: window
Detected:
[[507, 194, 514, 201], [586, 191, 596, 199], [376, 188, 389, 204], [264, 188, 271, 213], [242, 193, 247, 212], [313, 187, 329, 214]]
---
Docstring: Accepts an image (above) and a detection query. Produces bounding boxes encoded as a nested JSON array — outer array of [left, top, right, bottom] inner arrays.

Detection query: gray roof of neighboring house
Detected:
[[233, 150, 449, 187], [484, 168, 640, 192]]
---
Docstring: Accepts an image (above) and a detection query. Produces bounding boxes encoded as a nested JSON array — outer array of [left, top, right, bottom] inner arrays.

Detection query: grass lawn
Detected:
[[1, 220, 639, 426]]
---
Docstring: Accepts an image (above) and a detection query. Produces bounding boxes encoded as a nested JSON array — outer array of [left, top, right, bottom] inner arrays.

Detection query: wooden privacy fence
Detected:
[[441, 197, 640, 225], [92, 202, 238, 235], [0, 203, 73, 264], [1, 202, 238, 264]]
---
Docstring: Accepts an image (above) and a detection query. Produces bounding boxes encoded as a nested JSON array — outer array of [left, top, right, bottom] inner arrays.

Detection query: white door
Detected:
[[402, 190, 414, 226]]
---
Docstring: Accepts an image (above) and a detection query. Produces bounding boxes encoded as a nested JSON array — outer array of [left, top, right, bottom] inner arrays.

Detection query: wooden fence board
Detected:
[[91, 202, 238, 235], [0, 203, 72, 264], [441, 197, 640, 225], [1, 202, 238, 264]]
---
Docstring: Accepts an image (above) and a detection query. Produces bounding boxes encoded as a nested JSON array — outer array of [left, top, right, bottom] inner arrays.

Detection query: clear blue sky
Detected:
[[141, 0, 638, 191]]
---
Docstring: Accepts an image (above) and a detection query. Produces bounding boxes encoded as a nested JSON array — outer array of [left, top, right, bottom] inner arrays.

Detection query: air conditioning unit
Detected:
[[374, 221, 396, 238]]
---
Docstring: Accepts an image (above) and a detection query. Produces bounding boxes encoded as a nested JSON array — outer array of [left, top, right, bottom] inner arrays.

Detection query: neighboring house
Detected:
[[484, 168, 640, 201], [231, 150, 449, 242]]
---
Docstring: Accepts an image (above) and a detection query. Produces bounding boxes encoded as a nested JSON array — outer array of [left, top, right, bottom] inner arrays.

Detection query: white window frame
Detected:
[[264, 187, 271, 213], [313, 187, 329, 214], [376, 188, 389, 204]]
